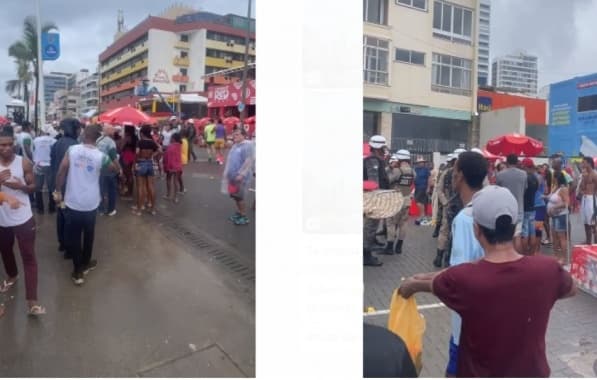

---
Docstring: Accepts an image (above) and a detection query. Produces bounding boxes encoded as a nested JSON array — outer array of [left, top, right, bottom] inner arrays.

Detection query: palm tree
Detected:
[[8, 16, 57, 129], [5, 58, 33, 119]]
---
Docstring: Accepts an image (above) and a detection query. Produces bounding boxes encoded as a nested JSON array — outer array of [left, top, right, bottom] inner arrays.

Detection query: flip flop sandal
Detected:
[[28, 305, 46, 316], [0, 277, 18, 293]]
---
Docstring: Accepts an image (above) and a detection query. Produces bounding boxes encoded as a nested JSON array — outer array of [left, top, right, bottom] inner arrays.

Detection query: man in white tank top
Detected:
[[54, 124, 121, 285], [0, 126, 45, 315]]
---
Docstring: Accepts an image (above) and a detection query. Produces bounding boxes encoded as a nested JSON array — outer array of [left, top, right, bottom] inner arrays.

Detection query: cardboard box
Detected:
[[570, 245, 597, 297]]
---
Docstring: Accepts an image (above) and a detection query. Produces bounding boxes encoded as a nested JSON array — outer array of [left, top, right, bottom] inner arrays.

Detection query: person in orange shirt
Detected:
[[178, 133, 188, 194]]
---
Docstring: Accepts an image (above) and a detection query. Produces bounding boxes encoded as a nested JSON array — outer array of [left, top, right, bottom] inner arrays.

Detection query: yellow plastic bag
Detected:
[[387, 289, 426, 374]]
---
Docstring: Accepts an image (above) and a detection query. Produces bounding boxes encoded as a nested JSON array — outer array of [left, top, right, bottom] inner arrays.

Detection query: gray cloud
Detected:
[[1, 0, 254, 112], [491, 0, 596, 88]]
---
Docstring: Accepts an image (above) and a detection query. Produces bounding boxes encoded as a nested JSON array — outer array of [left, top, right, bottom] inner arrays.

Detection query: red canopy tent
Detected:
[[485, 133, 543, 156], [98, 106, 155, 125]]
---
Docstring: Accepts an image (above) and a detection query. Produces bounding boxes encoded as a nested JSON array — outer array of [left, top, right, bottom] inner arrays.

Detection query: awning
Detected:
[[151, 93, 207, 103], [201, 63, 255, 79]]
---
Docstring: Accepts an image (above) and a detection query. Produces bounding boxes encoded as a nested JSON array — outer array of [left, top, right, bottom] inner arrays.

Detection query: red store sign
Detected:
[[207, 80, 256, 108]]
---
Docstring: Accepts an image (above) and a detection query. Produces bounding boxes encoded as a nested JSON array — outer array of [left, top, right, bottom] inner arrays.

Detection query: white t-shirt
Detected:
[[161, 129, 176, 147], [32, 135, 56, 167], [64, 144, 111, 212], [0, 155, 32, 227]]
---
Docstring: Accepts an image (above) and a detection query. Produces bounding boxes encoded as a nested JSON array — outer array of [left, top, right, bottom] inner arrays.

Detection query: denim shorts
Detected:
[[136, 160, 154, 177], [446, 336, 458, 376], [521, 211, 536, 238], [552, 214, 568, 232]]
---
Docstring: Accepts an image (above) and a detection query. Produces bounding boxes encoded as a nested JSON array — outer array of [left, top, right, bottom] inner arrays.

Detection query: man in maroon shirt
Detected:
[[399, 185, 577, 377]]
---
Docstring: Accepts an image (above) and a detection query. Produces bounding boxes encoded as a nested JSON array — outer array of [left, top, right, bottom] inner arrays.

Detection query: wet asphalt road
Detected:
[[0, 147, 255, 377]]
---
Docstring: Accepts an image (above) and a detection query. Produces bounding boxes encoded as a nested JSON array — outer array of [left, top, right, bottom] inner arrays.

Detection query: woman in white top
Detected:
[[547, 171, 569, 265]]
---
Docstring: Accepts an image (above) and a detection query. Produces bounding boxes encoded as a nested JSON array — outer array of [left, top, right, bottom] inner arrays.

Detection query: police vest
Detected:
[[396, 166, 415, 188]]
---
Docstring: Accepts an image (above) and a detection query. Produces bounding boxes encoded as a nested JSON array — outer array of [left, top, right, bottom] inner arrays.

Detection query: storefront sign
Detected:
[[577, 80, 597, 90], [153, 69, 170, 84], [172, 74, 189, 83], [477, 96, 492, 112], [207, 80, 256, 108]]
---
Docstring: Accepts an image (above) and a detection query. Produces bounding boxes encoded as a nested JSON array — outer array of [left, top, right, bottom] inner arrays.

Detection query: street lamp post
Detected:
[[35, 0, 45, 132], [239, 0, 252, 125]]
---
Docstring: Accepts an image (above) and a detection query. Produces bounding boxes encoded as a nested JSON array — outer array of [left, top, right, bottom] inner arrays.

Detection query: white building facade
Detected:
[[363, 0, 479, 152], [477, 0, 490, 85], [492, 52, 538, 95]]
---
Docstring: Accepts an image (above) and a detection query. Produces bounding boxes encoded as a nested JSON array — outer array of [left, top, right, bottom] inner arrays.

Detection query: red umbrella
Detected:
[[245, 116, 256, 124], [485, 133, 543, 156], [98, 105, 153, 125], [0, 116, 9, 125], [223, 116, 240, 127], [481, 149, 503, 161], [194, 117, 212, 128]]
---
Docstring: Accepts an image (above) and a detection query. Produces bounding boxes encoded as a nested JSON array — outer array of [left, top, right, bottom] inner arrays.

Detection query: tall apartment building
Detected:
[[43, 72, 70, 106], [79, 72, 99, 115], [492, 52, 538, 95], [363, 0, 479, 152], [477, 0, 490, 85], [98, 5, 255, 112]]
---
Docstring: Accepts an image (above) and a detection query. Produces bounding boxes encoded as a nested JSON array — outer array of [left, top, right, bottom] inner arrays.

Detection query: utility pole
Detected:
[[36, 0, 46, 132], [239, 0, 252, 125]]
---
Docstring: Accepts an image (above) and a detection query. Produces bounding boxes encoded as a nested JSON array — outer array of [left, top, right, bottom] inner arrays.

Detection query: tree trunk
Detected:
[[24, 82, 30, 122]]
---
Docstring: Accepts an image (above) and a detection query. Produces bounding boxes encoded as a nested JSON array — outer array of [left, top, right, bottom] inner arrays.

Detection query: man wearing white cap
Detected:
[[382, 150, 414, 255], [399, 185, 577, 377], [363, 135, 390, 266]]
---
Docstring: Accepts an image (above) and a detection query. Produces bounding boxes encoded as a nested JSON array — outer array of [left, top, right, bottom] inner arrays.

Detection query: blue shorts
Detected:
[[446, 336, 458, 376], [552, 214, 567, 232], [136, 160, 154, 177], [521, 211, 536, 238]]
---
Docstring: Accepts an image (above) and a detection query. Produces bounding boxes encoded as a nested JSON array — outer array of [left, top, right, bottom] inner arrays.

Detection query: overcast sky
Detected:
[[2, 0, 596, 110], [0, 0, 254, 109]]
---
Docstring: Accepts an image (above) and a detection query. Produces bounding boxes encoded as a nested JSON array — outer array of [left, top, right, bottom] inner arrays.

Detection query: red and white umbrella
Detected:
[[486, 133, 543, 156], [98, 105, 154, 125]]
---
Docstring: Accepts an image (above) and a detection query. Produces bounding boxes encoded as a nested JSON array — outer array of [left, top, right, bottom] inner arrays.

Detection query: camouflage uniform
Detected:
[[382, 163, 415, 254], [434, 165, 463, 267]]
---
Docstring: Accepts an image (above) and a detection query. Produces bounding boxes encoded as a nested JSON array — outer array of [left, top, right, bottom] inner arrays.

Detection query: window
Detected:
[[433, 1, 473, 43], [396, 0, 426, 11], [364, 0, 388, 24], [180, 68, 188, 76], [578, 94, 597, 113], [181, 51, 188, 58], [395, 48, 425, 65], [179, 85, 187, 93], [363, 36, 389, 85], [431, 53, 472, 95], [180, 34, 189, 42]]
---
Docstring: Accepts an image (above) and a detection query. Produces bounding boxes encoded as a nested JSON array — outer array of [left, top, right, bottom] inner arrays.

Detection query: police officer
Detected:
[[382, 150, 414, 255], [363, 135, 390, 266], [433, 148, 466, 267]]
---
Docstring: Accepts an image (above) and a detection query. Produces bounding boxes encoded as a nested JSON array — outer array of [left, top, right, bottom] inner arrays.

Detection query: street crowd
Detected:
[[0, 115, 255, 318], [363, 135, 585, 377]]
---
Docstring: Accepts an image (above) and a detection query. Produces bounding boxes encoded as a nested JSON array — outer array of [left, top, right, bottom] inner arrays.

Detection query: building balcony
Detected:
[[100, 60, 148, 85], [174, 41, 190, 50], [172, 74, 189, 83], [205, 56, 245, 69], [173, 56, 190, 67], [100, 79, 140, 97], [100, 45, 148, 73], [205, 39, 254, 55]]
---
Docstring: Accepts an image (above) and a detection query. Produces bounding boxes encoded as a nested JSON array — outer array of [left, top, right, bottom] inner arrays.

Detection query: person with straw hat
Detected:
[[382, 150, 414, 255], [363, 135, 390, 266]]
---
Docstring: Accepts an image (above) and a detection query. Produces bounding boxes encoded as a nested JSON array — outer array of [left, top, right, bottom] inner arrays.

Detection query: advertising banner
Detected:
[[207, 80, 256, 108]]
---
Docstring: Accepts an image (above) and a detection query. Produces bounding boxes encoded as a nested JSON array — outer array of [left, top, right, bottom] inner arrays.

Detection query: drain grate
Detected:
[[155, 214, 255, 287]]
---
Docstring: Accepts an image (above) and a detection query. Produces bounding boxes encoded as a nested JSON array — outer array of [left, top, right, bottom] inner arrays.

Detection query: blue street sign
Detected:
[[42, 32, 60, 61], [237, 102, 245, 112]]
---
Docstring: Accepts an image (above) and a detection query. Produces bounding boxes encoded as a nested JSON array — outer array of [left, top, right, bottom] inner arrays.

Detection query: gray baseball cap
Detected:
[[472, 185, 518, 229]]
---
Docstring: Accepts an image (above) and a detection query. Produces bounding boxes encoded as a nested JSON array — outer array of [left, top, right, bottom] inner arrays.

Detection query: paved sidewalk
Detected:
[[0, 206, 254, 376], [364, 214, 597, 378]]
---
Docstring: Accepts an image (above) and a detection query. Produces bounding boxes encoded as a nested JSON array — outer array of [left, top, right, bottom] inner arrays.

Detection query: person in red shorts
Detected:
[[399, 185, 577, 377]]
